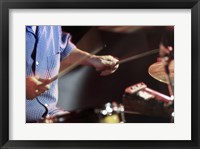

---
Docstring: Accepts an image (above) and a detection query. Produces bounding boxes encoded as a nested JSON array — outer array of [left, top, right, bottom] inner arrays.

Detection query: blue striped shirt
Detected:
[[26, 26, 76, 122]]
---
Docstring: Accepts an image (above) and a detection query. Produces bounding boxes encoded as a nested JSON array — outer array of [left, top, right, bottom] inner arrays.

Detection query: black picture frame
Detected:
[[0, 0, 199, 148]]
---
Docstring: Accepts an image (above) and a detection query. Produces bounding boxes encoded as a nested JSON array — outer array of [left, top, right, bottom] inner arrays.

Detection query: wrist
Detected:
[[86, 54, 98, 66]]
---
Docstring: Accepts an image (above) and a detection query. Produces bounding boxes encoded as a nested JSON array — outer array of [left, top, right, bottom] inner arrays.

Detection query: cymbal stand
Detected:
[[162, 56, 174, 122], [162, 56, 174, 99]]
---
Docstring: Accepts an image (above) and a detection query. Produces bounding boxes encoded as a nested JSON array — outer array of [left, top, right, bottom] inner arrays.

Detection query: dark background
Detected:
[[57, 26, 171, 111]]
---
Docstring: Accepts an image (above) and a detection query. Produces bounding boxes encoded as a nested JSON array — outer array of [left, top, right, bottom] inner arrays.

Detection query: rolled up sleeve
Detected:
[[60, 31, 76, 61]]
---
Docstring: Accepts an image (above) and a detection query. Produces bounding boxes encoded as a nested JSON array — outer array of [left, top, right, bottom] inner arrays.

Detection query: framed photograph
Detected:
[[0, 0, 199, 148]]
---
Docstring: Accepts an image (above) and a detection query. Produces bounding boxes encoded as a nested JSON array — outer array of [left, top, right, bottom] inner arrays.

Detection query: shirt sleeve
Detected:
[[26, 26, 36, 77], [59, 28, 76, 61]]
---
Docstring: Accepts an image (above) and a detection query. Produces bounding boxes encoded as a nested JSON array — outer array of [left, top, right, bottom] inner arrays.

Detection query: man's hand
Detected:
[[60, 48, 119, 76], [26, 76, 51, 100], [159, 43, 173, 57], [157, 43, 173, 62], [89, 55, 119, 76]]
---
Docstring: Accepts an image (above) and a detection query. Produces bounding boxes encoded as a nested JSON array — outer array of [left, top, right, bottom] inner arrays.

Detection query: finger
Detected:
[[168, 46, 173, 52], [100, 69, 116, 76], [101, 60, 116, 67], [96, 64, 118, 73], [38, 78, 52, 85], [111, 56, 119, 62], [102, 56, 119, 66], [45, 84, 50, 90], [108, 56, 119, 65], [39, 85, 49, 92], [97, 62, 119, 75], [106, 63, 119, 71], [110, 63, 119, 70], [37, 84, 50, 94], [31, 77, 43, 85]]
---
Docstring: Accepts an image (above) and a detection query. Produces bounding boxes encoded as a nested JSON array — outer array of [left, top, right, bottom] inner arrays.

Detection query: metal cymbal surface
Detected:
[[148, 60, 174, 85]]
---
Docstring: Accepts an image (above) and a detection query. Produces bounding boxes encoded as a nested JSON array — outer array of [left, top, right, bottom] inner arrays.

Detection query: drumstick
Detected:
[[119, 49, 159, 64], [44, 45, 105, 84], [94, 49, 159, 73]]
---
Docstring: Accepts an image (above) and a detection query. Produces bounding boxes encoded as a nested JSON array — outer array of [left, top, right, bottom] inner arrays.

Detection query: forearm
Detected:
[[60, 48, 95, 72], [60, 47, 119, 76]]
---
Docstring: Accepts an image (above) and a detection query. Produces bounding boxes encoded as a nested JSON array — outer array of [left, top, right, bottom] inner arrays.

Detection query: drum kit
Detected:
[[39, 52, 174, 123]]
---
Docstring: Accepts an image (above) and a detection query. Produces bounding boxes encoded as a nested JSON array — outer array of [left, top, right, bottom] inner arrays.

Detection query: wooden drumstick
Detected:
[[119, 49, 159, 64]]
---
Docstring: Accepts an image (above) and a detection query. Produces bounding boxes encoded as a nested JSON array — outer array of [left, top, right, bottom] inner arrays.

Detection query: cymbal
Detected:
[[148, 60, 174, 85]]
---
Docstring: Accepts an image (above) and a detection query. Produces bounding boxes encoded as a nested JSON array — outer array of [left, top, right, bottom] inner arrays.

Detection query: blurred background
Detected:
[[57, 26, 172, 112]]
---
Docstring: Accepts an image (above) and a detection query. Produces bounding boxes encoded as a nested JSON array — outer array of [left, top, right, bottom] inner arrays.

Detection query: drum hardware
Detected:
[[161, 56, 174, 97], [123, 82, 174, 120]]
